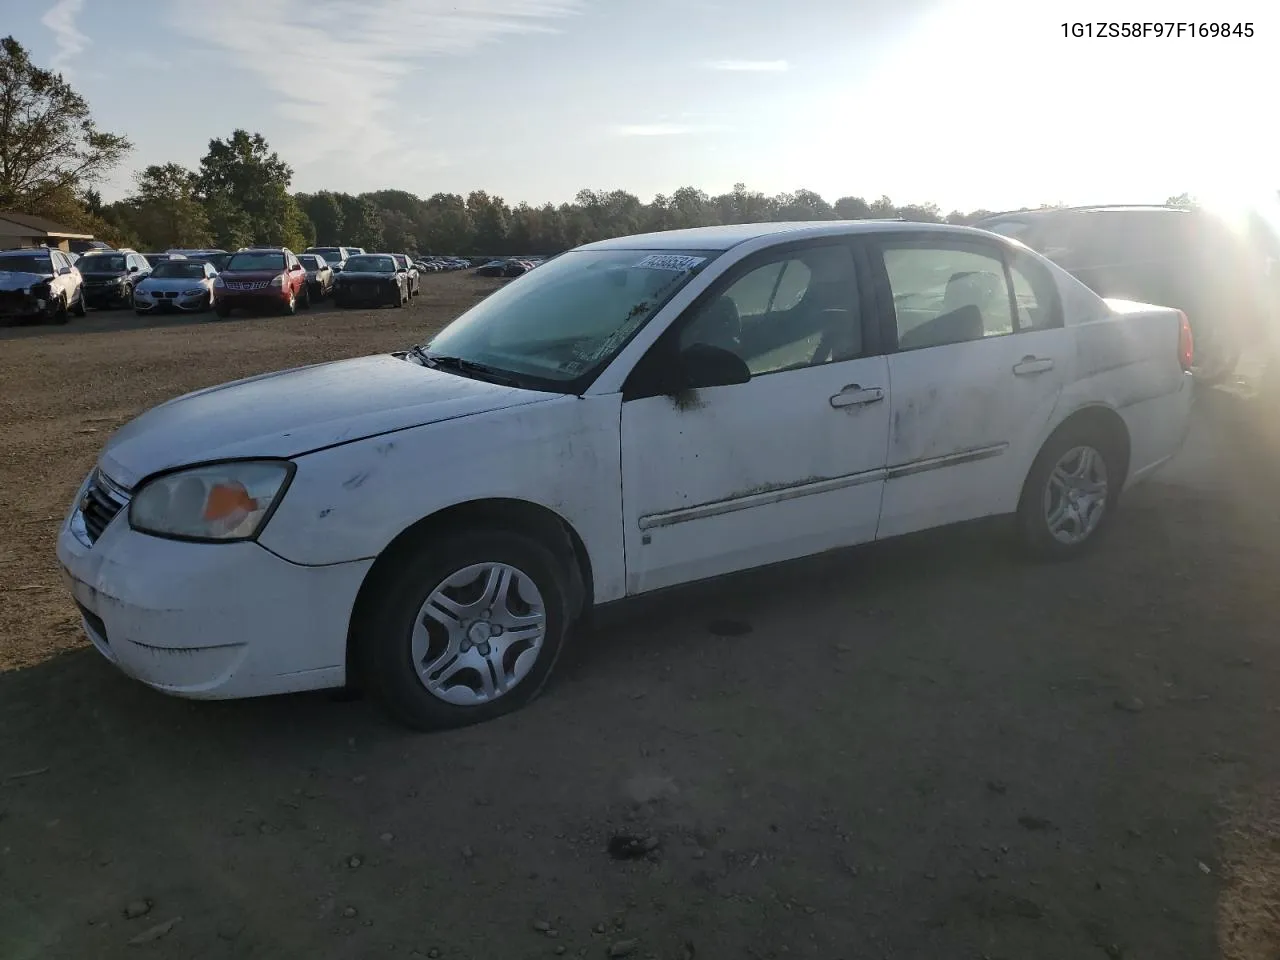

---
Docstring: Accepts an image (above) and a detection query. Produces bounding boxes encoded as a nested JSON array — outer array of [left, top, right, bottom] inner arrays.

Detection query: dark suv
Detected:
[[77, 249, 151, 309], [975, 204, 1280, 382]]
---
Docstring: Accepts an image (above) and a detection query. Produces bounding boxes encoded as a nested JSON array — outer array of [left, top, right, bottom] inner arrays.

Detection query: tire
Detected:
[[72, 288, 87, 317], [200, 293, 213, 313], [356, 529, 573, 731], [297, 284, 311, 311], [47, 294, 70, 326], [1016, 422, 1122, 560], [281, 290, 297, 316]]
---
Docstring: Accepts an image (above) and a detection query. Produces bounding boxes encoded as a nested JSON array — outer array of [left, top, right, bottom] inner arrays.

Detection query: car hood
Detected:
[[0, 269, 52, 291], [98, 354, 553, 489]]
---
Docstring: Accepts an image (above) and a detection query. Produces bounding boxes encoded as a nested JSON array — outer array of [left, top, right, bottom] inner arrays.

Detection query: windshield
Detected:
[[81, 254, 126, 272], [345, 255, 396, 273], [226, 251, 286, 271], [424, 249, 716, 387], [309, 248, 342, 261], [151, 262, 208, 279], [0, 253, 53, 274], [299, 256, 321, 269]]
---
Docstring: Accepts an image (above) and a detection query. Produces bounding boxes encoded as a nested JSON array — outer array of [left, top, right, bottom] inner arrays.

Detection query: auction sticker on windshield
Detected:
[[634, 254, 706, 271]]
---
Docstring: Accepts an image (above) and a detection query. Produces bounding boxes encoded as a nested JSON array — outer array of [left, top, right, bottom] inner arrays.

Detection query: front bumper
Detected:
[[0, 290, 55, 321], [134, 291, 208, 313], [83, 282, 130, 307], [56, 472, 371, 700], [217, 288, 292, 311], [335, 282, 398, 304]]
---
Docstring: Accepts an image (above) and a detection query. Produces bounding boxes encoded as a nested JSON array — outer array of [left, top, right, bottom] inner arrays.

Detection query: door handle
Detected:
[[830, 384, 885, 408], [1012, 356, 1054, 376]]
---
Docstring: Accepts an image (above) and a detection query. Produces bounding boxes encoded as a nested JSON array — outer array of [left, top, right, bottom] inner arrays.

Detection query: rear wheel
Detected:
[[1017, 423, 1122, 560], [297, 284, 311, 311], [356, 529, 573, 730], [72, 288, 87, 317]]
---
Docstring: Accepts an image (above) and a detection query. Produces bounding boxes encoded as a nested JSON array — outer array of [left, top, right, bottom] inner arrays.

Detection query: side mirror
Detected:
[[678, 343, 751, 389], [129, 265, 139, 273]]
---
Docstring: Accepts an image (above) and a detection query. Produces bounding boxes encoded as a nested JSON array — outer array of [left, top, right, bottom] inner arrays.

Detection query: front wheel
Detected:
[[72, 289, 87, 317], [297, 284, 311, 311], [1016, 425, 1121, 560], [47, 294, 70, 326], [356, 530, 573, 730], [281, 290, 297, 316]]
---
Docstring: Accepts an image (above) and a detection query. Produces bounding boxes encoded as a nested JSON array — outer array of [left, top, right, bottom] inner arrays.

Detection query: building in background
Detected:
[[0, 212, 96, 252]]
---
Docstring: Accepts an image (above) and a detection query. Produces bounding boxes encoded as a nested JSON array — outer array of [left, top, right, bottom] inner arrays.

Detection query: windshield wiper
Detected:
[[412, 349, 523, 387]]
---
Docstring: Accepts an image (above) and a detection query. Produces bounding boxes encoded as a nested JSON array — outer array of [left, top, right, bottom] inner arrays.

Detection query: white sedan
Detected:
[[57, 221, 1194, 729]]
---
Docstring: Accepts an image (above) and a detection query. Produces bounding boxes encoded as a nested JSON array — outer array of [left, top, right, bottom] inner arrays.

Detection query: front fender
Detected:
[[256, 393, 627, 603]]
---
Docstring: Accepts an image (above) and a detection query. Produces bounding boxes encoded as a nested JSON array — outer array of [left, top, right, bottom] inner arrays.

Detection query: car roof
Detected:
[[576, 219, 982, 252], [978, 205, 1191, 222]]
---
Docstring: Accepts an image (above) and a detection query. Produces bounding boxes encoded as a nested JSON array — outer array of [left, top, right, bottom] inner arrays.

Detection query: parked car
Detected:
[[974, 204, 1280, 383], [132, 258, 220, 316], [503, 259, 531, 277], [76, 249, 150, 309], [303, 246, 359, 274], [189, 252, 231, 273], [298, 254, 335, 300], [332, 253, 409, 308], [391, 254, 420, 296], [213, 247, 310, 317], [140, 252, 186, 269], [473, 259, 507, 277], [69, 239, 112, 255], [0, 246, 85, 323], [55, 221, 1193, 730]]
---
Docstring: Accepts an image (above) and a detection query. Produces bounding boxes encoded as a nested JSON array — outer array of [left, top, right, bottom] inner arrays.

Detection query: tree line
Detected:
[[1, 35, 1196, 260]]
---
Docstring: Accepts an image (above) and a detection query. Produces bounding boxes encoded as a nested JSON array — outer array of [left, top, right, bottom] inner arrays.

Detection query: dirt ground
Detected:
[[3, 274, 1280, 959]]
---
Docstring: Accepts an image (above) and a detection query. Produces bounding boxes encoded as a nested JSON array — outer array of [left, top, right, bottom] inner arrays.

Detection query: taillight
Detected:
[[1177, 310, 1194, 371]]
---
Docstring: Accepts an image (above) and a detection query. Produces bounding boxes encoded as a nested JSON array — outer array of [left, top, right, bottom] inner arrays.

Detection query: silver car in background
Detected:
[[132, 259, 219, 315]]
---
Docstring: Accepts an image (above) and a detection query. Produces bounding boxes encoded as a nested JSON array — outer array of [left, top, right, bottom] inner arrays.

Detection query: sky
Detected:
[[11, 0, 1279, 213]]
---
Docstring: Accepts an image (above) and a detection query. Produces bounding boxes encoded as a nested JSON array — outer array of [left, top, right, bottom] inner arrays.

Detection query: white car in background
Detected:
[[57, 221, 1192, 729]]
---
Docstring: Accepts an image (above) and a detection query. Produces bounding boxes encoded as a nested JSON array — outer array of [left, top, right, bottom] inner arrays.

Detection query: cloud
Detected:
[[169, 0, 583, 182], [41, 0, 89, 80], [705, 59, 788, 72], [611, 123, 707, 137]]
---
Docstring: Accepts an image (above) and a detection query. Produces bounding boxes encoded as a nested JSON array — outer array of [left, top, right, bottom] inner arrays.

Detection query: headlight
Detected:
[[213, 276, 226, 288], [112, 275, 127, 285], [269, 273, 286, 288], [182, 287, 206, 296], [134, 288, 152, 298], [129, 461, 294, 542]]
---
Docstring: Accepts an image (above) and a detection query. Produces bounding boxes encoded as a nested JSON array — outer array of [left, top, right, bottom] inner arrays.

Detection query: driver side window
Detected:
[[677, 245, 861, 377]]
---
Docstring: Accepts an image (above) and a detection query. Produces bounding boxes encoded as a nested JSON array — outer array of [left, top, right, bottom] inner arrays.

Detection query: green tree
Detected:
[[299, 191, 344, 245], [468, 190, 509, 253], [416, 193, 471, 253], [336, 194, 383, 250], [0, 36, 131, 210], [834, 196, 872, 219], [197, 130, 304, 247], [125, 163, 212, 249]]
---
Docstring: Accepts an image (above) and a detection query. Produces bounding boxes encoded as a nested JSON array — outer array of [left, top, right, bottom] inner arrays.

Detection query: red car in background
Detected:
[[213, 247, 310, 318]]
